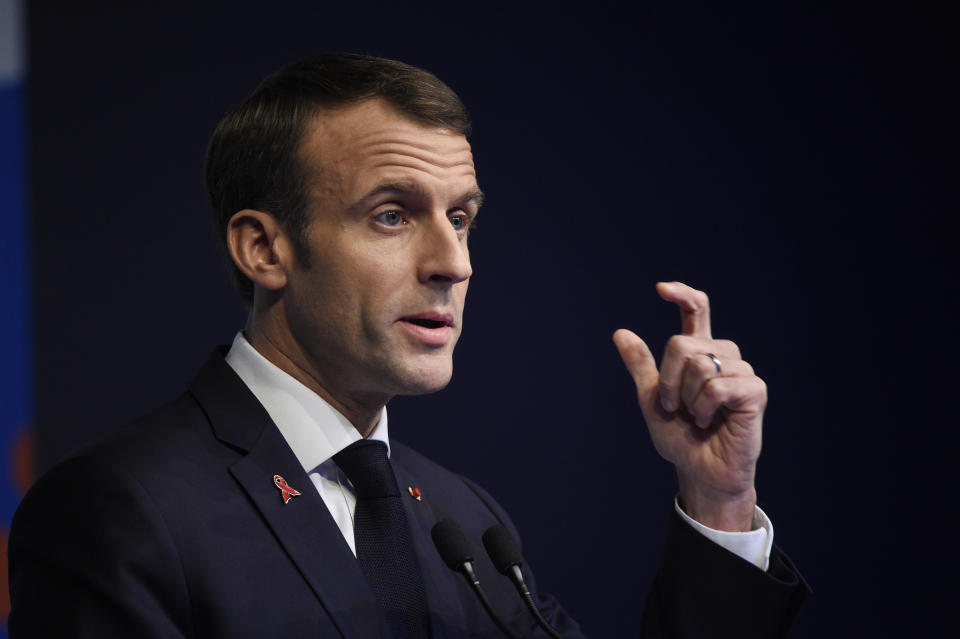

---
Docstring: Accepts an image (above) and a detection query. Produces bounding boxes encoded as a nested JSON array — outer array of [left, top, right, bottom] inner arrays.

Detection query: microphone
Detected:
[[431, 518, 524, 639], [482, 525, 567, 639]]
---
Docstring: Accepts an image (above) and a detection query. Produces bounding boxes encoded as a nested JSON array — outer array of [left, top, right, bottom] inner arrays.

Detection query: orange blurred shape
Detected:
[[11, 425, 35, 497]]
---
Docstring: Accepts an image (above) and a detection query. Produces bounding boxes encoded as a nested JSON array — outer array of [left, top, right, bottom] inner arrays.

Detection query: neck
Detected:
[[244, 314, 387, 438]]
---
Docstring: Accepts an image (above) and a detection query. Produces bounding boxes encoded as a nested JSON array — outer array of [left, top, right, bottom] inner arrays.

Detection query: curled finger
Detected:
[[690, 375, 768, 429], [680, 357, 755, 418]]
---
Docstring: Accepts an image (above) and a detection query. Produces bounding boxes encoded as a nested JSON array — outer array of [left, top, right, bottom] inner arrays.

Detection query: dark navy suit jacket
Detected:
[[9, 349, 807, 637]]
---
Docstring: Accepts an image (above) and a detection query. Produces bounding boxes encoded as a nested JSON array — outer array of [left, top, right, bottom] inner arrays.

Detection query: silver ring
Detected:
[[705, 353, 722, 375]]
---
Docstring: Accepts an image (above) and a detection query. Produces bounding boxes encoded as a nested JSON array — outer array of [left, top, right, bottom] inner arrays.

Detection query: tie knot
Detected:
[[333, 440, 399, 499]]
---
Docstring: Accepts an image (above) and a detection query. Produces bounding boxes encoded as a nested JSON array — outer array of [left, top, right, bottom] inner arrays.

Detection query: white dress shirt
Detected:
[[225, 332, 389, 556], [225, 332, 773, 569]]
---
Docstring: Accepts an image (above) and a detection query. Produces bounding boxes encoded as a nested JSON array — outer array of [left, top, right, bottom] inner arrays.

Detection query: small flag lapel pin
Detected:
[[274, 474, 301, 504], [408, 486, 422, 501]]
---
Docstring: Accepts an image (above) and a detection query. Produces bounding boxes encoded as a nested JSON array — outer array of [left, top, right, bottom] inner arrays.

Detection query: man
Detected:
[[9, 54, 807, 637]]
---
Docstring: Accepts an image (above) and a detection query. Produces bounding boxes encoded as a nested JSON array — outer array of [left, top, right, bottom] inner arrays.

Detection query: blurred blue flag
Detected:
[[1, 0, 29, 633]]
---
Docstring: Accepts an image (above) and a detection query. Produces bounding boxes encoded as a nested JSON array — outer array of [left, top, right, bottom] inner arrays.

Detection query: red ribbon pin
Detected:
[[408, 486, 422, 501], [273, 475, 301, 504]]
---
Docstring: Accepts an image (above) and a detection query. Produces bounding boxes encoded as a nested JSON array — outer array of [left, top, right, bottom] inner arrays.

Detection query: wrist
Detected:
[[677, 476, 757, 532]]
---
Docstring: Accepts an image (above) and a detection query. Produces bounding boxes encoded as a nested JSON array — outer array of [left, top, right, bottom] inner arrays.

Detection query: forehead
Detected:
[[300, 99, 477, 201]]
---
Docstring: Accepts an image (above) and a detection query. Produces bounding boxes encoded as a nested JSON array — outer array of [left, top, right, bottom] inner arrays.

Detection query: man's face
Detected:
[[278, 99, 481, 405]]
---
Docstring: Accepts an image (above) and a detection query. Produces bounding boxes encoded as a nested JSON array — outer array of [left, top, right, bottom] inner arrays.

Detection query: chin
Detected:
[[393, 360, 454, 396]]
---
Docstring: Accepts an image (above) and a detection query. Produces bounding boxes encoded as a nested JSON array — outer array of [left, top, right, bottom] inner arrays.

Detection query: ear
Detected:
[[226, 209, 294, 292]]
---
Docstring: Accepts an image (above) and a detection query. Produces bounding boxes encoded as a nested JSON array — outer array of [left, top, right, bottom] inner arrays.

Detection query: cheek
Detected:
[[347, 262, 410, 324], [313, 239, 414, 320]]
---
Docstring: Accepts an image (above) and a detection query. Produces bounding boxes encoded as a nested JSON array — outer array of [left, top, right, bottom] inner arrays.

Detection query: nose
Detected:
[[418, 217, 472, 285]]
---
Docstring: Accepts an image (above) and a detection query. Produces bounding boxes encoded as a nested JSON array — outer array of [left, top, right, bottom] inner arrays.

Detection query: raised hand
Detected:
[[613, 282, 765, 531]]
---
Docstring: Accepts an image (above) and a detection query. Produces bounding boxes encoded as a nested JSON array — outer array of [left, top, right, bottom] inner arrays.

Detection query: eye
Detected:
[[374, 210, 405, 227], [448, 213, 469, 231]]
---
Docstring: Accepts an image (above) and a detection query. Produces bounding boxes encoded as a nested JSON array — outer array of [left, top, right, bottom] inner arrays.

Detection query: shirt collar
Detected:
[[224, 332, 390, 473]]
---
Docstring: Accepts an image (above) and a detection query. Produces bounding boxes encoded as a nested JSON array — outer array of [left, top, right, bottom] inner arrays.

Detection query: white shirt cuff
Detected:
[[674, 497, 774, 571]]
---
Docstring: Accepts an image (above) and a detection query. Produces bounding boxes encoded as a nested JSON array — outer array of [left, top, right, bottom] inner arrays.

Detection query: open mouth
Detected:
[[405, 318, 447, 329], [398, 314, 453, 345]]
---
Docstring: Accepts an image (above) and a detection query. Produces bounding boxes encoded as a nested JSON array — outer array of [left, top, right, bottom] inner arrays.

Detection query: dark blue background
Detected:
[[27, 2, 955, 636]]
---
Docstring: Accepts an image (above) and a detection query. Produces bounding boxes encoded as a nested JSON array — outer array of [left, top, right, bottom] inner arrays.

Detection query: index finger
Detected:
[[656, 281, 712, 338]]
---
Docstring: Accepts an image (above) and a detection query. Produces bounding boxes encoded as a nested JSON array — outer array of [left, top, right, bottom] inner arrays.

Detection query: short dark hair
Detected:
[[204, 53, 472, 305]]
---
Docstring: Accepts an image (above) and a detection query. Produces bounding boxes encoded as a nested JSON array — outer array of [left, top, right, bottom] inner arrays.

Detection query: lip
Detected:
[[397, 312, 455, 346]]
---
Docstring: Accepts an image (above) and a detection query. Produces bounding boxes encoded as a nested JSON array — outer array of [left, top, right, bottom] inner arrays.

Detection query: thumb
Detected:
[[612, 329, 660, 411]]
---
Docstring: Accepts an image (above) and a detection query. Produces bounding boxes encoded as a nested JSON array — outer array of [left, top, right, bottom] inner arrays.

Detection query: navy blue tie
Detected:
[[334, 440, 429, 639]]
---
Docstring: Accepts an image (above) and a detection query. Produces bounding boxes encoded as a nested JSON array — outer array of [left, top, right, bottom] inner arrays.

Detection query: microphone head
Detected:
[[482, 524, 523, 575], [432, 518, 475, 571]]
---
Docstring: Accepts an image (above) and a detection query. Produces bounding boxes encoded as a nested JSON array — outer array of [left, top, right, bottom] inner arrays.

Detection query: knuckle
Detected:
[[754, 377, 768, 397], [750, 377, 769, 410], [717, 339, 741, 359], [693, 355, 715, 377], [733, 376, 766, 404], [693, 289, 709, 310], [665, 334, 690, 355], [702, 377, 725, 400]]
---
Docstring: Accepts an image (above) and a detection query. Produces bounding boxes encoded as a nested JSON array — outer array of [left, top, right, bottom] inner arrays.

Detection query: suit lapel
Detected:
[[230, 429, 389, 639], [392, 460, 471, 639], [188, 349, 390, 639]]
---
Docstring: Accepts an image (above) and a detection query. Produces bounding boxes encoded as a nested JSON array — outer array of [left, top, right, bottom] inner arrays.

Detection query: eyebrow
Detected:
[[357, 180, 485, 209]]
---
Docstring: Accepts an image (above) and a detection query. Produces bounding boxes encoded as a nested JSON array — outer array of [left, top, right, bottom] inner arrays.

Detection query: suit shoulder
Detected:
[[22, 389, 227, 519], [59, 390, 213, 471], [8, 407, 197, 637]]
